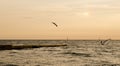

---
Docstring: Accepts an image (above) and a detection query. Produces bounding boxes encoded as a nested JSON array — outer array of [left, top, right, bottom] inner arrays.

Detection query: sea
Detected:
[[0, 40, 120, 66]]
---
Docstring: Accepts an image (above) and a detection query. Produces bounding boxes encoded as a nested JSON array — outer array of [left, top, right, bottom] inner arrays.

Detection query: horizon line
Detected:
[[0, 38, 119, 40]]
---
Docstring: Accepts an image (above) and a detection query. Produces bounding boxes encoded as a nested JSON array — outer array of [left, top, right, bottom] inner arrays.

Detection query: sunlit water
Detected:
[[0, 40, 120, 66]]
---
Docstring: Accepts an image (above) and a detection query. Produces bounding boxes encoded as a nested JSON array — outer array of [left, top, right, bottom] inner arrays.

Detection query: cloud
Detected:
[[75, 12, 91, 17], [1, 0, 120, 17], [64, 0, 120, 17]]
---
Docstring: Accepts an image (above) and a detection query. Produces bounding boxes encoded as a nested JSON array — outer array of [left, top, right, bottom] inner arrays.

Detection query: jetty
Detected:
[[0, 44, 67, 50]]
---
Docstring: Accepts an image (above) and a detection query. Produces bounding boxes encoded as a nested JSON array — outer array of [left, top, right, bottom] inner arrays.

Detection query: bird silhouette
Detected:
[[52, 22, 58, 27]]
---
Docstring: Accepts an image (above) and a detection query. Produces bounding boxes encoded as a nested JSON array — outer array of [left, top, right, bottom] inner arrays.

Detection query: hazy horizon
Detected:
[[0, 0, 120, 39]]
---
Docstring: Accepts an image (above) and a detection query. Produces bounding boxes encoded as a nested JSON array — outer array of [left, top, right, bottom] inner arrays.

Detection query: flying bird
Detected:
[[52, 22, 58, 27]]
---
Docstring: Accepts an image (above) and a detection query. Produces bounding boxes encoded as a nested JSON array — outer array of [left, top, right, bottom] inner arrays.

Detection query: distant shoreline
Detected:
[[0, 39, 120, 41]]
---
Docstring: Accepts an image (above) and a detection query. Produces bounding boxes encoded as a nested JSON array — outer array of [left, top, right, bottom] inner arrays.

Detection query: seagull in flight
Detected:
[[52, 22, 58, 27]]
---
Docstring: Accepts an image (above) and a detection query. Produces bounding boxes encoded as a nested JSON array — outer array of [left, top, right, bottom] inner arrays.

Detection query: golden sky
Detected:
[[0, 0, 120, 39]]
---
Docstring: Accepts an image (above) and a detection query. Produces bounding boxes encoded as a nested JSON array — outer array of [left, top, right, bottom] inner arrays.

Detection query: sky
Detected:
[[0, 0, 120, 40]]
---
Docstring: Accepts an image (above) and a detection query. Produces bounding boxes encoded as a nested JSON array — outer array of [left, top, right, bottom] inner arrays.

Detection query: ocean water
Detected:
[[0, 40, 120, 66]]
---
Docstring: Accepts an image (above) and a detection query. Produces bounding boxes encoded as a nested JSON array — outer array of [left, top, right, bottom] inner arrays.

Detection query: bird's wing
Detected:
[[52, 22, 58, 27]]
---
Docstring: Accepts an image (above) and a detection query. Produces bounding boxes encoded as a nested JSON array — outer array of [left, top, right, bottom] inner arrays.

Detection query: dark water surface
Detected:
[[0, 40, 120, 66]]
